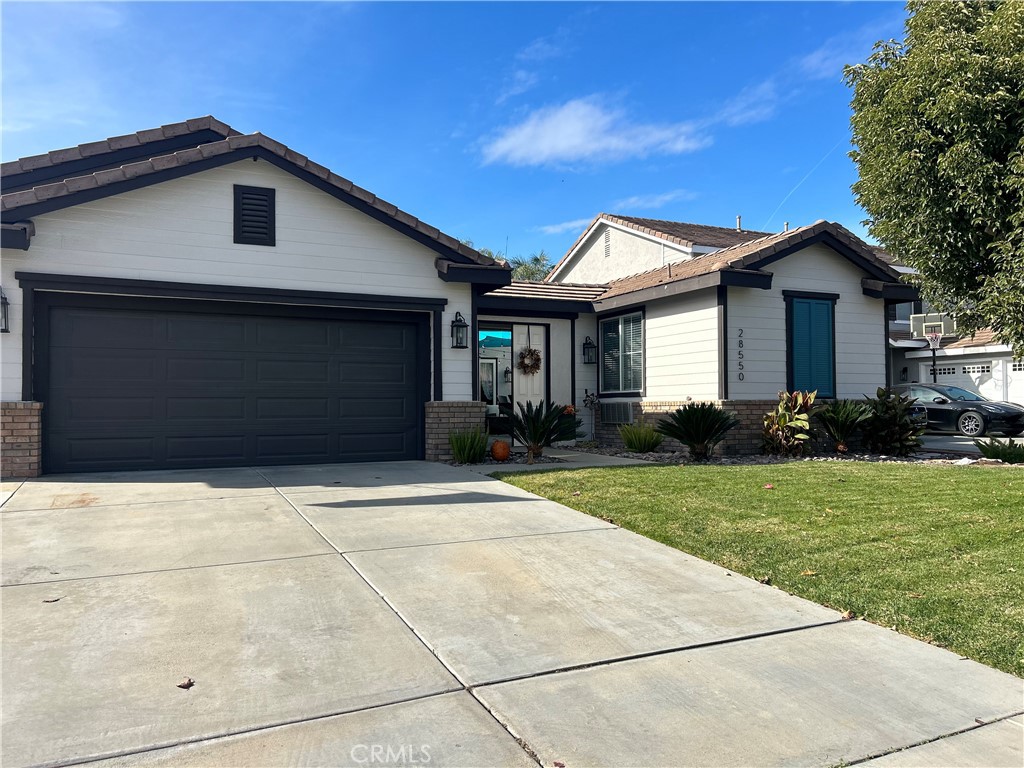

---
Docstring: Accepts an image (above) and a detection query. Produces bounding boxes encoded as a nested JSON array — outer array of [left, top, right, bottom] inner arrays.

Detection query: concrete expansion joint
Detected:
[[842, 709, 1024, 767], [464, 617, 849, 691]]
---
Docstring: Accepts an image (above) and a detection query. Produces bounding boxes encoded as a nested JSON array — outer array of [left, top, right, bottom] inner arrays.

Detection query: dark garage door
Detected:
[[37, 294, 428, 473]]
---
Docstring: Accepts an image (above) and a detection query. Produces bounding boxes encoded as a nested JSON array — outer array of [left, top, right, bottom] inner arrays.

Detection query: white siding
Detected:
[[0, 160, 473, 402], [725, 243, 886, 400], [556, 223, 689, 284], [642, 289, 721, 401]]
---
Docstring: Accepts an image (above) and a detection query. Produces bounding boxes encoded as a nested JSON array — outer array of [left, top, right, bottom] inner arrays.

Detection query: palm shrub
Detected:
[[618, 423, 664, 452], [763, 390, 817, 456], [814, 399, 870, 453], [861, 387, 924, 456], [448, 427, 488, 464], [655, 402, 739, 462], [503, 400, 583, 463], [974, 437, 1024, 464]]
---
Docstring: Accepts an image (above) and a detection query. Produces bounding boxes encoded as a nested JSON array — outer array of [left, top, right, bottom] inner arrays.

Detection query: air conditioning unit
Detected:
[[910, 313, 957, 338], [600, 402, 634, 425]]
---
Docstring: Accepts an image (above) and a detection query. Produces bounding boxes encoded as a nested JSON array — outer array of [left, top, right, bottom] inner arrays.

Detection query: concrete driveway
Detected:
[[921, 432, 1024, 454], [2, 462, 1021, 768]]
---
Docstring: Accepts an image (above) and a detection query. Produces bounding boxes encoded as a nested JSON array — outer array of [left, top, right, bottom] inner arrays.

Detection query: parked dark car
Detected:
[[891, 384, 1024, 437]]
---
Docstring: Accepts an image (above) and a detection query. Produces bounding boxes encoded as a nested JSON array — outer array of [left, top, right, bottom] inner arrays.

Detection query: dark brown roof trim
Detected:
[[862, 278, 920, 301], [1, 116, 239, 194], [435, 258, 511, 286], [2, 133, 498, 268], [594, 268, 772, 311], [1, 221, 34, 250]]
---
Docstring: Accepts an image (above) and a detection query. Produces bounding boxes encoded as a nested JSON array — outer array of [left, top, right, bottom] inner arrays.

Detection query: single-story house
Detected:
[[0, 118, 916, 477]]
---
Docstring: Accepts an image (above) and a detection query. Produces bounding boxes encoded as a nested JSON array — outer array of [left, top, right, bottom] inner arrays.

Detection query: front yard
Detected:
[[498, 462, 1024, 677]]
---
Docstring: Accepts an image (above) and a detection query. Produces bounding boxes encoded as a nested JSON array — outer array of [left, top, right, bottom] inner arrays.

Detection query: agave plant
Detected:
[[814, 399, 870, 453], [655, 402, 740, 462], [503, 400, 583, 463], [763, 390, 817, 456], [861, 387, 924, 456]]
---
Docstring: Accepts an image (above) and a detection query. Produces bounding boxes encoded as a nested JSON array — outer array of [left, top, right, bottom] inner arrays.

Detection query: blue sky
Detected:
[[1, 1, 906, 259]]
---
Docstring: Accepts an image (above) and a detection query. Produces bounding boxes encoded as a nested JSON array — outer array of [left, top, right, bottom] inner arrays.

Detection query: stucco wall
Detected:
[[0, 159, 473, 402], [556, 223, 690, 284]]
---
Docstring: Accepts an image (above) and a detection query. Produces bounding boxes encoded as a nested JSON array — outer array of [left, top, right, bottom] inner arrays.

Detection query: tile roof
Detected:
[[547, 213, 774, 280], [0, 116, 239, 178], [1, 118, 496, 267], [607, 215, 774, 248], [598, 220, 901, 300], [487, 280, 609, 302], [944, 328, 1002, 349]]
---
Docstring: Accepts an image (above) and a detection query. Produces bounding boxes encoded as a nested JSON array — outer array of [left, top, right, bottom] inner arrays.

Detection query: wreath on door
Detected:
[[517, 347, 542, 376]]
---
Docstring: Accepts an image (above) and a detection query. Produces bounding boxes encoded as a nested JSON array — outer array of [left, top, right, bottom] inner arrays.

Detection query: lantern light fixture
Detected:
[[503, 366, 512, 383], [450, 311, 469, 349], [582, 335, 597, 364], [0, 287, 9, 334]]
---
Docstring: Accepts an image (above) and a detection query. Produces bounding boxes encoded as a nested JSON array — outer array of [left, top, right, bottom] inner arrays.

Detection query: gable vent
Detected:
[[603, 229, 611, 258], [233, 185, 276, 246]]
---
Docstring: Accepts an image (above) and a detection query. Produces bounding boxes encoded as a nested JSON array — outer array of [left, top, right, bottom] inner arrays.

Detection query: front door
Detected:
[[512, 324, 548, 407]]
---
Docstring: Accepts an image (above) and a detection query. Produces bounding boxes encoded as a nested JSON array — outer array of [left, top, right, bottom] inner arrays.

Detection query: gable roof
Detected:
[[1, 117, 501, 271], [597, 220, 904, 302], [546, 213, 773, 281]]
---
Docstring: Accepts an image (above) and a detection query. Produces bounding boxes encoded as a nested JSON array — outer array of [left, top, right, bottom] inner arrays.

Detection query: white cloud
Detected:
[[496, 70, 540, 105], [612, 189, 696, 211], [482, 98, 710, 167], [714, 80, 779, 127], [537, 217, 594, 235], [517, 37, 563, 62]]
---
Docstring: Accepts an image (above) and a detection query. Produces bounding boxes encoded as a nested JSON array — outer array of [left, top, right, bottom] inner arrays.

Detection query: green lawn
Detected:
[[497, 463, 1024, 677]]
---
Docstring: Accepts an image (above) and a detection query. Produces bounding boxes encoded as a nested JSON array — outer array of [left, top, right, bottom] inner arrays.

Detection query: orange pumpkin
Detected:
[[490, 439, 511, 461]]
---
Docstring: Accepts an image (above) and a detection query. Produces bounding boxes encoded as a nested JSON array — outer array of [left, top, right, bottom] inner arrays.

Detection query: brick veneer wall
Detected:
[[425, 401, 487, 462], [1, 401, 43, 479], [594, 399, 777, 456]]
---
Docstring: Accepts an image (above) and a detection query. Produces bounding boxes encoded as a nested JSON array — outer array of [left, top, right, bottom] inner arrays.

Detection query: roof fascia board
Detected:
[[905, 344, 1012, 359], [1, 129, 230, 193], [746, 230, 895, 283], [436, 262, 512, 286], [594, 268, 771, 311], [3, 145, 490, 267], [862, 278, 920, 301], [476, 294, 590, 315]]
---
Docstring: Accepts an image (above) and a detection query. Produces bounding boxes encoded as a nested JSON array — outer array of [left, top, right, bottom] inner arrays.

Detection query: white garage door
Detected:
[[920, 359, 1024, 404]]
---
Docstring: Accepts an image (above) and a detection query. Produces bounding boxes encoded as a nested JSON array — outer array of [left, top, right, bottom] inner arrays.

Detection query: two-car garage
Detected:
[[34, 290, 430, 474]]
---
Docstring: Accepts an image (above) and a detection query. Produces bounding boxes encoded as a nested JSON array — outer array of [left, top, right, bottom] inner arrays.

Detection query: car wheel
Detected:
[[957, 411, 986, 438]]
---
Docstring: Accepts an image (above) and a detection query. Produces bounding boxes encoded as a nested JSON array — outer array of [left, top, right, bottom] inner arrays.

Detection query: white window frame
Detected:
[[600, 311, 644, 394]]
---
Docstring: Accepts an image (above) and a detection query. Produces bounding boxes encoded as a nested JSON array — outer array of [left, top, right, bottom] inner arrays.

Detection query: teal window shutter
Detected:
[[790, 298, 835, 397]]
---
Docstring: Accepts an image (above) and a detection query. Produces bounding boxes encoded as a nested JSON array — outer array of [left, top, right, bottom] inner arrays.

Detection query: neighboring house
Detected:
[[0, 119, 915, 477], [895, 323, 1024, 404]]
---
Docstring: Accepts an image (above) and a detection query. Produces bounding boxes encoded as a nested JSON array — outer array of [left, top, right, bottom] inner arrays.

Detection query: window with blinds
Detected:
[[233, 185, 276, 246], [788, 297, 835, 397], [600, 312, 643, 393]]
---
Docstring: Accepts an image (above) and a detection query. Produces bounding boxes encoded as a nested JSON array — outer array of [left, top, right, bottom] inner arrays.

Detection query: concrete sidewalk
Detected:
[[2, 461, 1021, 768]]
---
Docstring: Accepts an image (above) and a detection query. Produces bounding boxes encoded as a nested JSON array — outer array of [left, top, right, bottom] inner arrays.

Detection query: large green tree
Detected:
[[845, 1, 1024, 354]]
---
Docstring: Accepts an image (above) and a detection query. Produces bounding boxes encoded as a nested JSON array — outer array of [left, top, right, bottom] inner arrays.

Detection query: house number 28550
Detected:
[[737, 328, 745, 381]]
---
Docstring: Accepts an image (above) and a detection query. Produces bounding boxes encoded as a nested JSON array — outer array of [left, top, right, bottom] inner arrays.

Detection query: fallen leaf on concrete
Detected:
[[42, 597, 63, 604], [799, 570, 818, 577], [177, 678, 195, 690], [554, 762, 566, 768], [841, 610, 855, 620]]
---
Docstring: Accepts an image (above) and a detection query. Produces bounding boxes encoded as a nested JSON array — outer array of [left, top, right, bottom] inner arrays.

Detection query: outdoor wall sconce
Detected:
[[582, 335, 596, 364], [450, 312, 469, 349], [503, 366, 513, 383], [0, 287, 9, 334]]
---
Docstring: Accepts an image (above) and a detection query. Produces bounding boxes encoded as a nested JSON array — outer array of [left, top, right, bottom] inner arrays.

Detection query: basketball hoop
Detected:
[[926, 331, 943, 383]]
